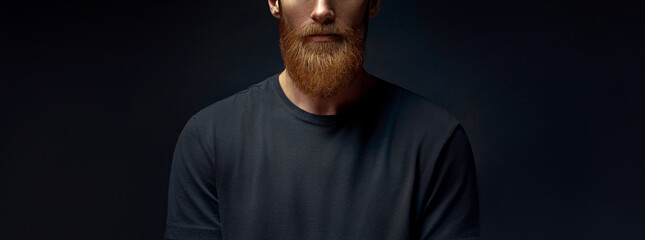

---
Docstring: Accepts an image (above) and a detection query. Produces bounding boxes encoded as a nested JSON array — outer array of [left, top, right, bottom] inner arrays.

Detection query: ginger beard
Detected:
[[279, 16, 367, 99]]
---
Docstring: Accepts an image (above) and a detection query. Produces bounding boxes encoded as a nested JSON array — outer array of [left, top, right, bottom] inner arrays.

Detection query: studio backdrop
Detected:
[[2, 0, 643, 239]]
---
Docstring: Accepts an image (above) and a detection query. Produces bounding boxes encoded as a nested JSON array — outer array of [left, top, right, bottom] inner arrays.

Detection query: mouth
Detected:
[[307, 34, 342, 42]]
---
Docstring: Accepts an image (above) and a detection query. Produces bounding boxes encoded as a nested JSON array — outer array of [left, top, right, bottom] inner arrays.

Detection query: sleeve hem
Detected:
[[164, 225, 221, 240]]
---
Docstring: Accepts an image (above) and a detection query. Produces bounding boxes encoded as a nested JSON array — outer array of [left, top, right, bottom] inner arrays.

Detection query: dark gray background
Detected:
[[2, 0, 643, 239]]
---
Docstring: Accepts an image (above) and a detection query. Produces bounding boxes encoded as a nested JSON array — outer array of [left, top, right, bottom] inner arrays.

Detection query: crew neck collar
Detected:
[[270, 73, 382, 126]]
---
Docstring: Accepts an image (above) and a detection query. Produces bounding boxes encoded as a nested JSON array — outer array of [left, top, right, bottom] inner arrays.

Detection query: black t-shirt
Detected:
[[165, 74, 479, 240]]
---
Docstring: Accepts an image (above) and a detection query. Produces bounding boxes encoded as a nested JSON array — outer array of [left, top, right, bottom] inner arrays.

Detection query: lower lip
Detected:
[[308, 34, 341, 42]]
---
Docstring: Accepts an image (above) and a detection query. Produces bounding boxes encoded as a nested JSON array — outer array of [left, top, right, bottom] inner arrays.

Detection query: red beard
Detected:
[[279, 18, 367, 99]]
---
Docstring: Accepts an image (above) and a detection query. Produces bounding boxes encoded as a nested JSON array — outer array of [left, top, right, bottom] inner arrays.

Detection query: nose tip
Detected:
[[311, 0, 334, 24]]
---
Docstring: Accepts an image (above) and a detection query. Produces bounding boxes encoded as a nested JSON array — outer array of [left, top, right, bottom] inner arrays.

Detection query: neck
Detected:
[[278, 69, 375, 115]]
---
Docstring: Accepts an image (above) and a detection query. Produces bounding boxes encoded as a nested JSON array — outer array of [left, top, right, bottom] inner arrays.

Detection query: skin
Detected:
[[268, 0, 382, 115]]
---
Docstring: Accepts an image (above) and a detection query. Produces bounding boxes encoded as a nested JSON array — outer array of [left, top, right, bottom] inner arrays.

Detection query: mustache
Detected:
[[293, 23, 354, 38]]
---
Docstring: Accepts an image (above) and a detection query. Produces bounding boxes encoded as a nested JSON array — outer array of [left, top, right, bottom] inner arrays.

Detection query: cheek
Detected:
[[281, 5, 314, 28], [283, 14, 310, 29], [333, 2, 369, 27]]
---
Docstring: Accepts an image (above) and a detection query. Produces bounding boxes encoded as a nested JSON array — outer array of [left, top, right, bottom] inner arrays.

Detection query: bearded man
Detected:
[[165, 0, 480, 239]]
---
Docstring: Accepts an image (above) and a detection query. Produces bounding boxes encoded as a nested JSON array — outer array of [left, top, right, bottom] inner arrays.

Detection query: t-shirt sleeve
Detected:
[[418, 124, 480, 240], [165, 116, 222, 240]]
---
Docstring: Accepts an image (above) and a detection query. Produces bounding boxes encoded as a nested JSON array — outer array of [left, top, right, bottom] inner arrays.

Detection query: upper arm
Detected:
[[417, 124, 480, 240], [165, 116, 222, 240]]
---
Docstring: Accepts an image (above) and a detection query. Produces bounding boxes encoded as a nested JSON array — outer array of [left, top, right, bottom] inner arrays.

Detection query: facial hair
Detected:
[[279, 17, 367, 99]]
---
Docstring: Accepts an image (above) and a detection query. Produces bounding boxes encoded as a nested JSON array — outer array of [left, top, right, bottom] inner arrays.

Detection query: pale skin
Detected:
[[268, 0, 382, 115]]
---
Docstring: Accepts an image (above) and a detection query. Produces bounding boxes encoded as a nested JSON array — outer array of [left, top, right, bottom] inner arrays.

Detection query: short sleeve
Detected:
[[165, 116, 222, 240], [418, 124, 480, 240]]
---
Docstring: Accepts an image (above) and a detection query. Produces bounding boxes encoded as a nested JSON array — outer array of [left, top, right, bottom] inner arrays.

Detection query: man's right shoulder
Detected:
[[189, 75, 276, 128]]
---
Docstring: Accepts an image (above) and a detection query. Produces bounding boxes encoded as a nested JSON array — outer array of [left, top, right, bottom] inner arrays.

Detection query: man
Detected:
[[165, 0, 480, 239]]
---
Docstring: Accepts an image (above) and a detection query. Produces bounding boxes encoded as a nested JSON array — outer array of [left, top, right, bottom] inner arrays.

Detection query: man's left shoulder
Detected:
[[380, 80, 460, 131]]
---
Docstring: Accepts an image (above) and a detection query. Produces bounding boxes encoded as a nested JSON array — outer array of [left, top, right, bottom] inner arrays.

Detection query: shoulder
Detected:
[[376, 80, 474, 169], [192, 75, 274, 122], [179, 75, 276, 138], [377, 79, 460, 134]]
